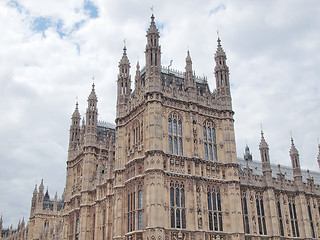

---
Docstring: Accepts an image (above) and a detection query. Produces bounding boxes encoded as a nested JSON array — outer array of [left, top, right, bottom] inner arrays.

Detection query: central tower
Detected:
[[114, 14, 243, 240]]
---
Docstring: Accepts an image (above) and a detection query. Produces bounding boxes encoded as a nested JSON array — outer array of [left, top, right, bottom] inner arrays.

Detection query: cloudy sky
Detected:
[[1, 0, 319, 228]]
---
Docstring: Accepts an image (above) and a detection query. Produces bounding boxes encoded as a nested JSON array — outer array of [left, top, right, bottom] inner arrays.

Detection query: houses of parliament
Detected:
[[2, 14, 320, 240]]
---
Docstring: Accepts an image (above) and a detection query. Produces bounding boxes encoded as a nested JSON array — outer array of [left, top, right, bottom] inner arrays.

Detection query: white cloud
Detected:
[[0, 0, 319, 228]]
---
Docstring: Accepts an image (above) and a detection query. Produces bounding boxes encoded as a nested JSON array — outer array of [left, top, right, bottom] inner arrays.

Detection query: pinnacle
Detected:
[[215, 37, 226, 58], [147, 13, 159, 35], [119, 45, 130, 66], [289, 136, 299, 155], [72, 101, 81, 119], [259, 130, 268, 149], [88, 82, 98, 101]]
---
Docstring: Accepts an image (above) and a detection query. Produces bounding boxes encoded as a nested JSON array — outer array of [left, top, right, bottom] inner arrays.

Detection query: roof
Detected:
[[238, 157, 320, 184]]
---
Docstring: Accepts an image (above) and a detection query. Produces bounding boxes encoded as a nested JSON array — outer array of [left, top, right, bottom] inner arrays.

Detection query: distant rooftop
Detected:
[[238, 157, 320, 184]]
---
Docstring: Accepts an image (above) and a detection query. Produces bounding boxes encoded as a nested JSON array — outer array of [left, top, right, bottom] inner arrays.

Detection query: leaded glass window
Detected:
[[168, 114, 183, 156], [170, 181, 186, 229], [256, 193, 267, 235], [289, 196, 299, 237], [203, 121, 217, 161], [208, 186, 223, 231]]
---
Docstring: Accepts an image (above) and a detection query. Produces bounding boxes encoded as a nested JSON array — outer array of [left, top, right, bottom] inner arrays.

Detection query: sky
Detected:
[[0, 0, 320, 229]]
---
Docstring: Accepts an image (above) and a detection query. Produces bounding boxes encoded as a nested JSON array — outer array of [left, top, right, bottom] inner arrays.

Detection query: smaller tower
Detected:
[[290, 137, 302, 182], [184, 50, 196, 91], [244, 144, 253, 161], [38, 179, 44, 205], [134, 61, 141, 92], [116, 46, 131, 118], [85, 83, 98, 146], [30, 184, 38, 216], [214, 37, 231, 108], [145, 14, 161, 90], [259, 130, 272, 180], [68, 102, 81, 156], [53, 192, 58, 212]]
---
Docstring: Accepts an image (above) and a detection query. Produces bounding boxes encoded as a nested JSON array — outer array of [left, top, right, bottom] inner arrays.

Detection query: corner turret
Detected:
[[214, 37, 231, 109], [184, 50, 196, 91], [145, 14, 161, 91], [85, 83, 98, 146], [290, 137, 302, 182], [68, 102, 81, 154], [259, 130, 272, 179], [116, 45, 131, 118]]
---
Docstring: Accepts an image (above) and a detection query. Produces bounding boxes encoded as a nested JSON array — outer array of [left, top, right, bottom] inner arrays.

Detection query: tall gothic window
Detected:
[[170, 181, 186, 229], [256, 193, 267, 235], [307, 200, 315, 238], [168, 114, 183, 156], [127, 183, 143, 232], [203, 121, 217, 161], [276, 196, 284, 236], [288, 197, 299, 237], [132, 121, 142, 147], [208, 186, 223, 231], [241, 192, 250, 234]]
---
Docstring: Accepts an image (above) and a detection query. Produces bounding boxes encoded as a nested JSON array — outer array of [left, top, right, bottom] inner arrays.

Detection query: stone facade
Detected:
[[2, 14, 320, 240]]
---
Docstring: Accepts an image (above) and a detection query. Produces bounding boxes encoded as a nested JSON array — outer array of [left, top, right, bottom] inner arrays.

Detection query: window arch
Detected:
[[203, 121, 217, 161], [170, 181, 186, 229], [168, 114, 183, 156]]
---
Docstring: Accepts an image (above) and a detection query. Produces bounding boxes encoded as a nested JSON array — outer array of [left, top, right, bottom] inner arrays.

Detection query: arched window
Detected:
[[203, 121, 217, 161], [256, 193, 267, 235], [170, 181, 186, 229], [242, 192, 250, 234], [288, 196, 299, 237], [127, 183, 143, 232], [168, 114, 183, 156], [276, 196, 284, 236], [208, 186, 223, 232], [307, 200, 315, 238]]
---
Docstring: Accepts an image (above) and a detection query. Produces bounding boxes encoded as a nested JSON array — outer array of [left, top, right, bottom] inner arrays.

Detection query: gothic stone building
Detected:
[[2, 14, 320, 240]]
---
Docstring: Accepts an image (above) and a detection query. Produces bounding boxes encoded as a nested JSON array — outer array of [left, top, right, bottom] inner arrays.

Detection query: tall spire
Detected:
[[116, 44, 131, 118], [214, 36, 231, 107], [244, 144, 252, 161], [290, 136, 302, 180], [69, 101, 81, 154], [84, 82, 98, 146], [184, 50, 195, 90], [145, 13, 161, 90], [134, 61, 141, 91], [259, 130, 272, 179]]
